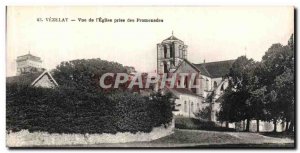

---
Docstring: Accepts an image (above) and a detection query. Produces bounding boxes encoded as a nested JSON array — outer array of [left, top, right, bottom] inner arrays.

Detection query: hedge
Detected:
[[175, 117, 235, 132], [6, 85, 173, 134]]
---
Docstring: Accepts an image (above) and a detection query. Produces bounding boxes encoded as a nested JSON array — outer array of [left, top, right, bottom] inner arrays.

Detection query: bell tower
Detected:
[[157, 32, 188, 74]]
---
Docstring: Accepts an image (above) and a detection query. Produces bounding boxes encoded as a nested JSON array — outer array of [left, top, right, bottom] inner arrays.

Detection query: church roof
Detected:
[[16, 53, 42, 62], [162, 35, 184, 43], [196, 64, 211, 77], [194, 60, 235, 78], [173, 59, 200, 73]]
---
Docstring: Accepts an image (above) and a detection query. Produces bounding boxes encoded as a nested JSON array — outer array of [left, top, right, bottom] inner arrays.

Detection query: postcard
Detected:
[[6, 6, 295, 148]]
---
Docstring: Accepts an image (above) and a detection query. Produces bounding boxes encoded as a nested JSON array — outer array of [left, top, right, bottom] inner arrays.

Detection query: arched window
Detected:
[[192, 77, 197, 93], [164, 45, 167, 58], [184, 101, 187, 112], [214, 81, 217, 89], [185, 76, 188, 88], [170, 45, 173, 58], [164, 62, 168, 73]]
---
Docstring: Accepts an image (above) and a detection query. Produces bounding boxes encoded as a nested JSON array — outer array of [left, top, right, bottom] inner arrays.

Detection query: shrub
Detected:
[[175, 117, 235, 132], [6, 85, 173, 134], [194, 106, 212, 120]]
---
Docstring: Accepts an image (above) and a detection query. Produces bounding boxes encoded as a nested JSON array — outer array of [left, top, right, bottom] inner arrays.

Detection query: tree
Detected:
[[195, 106, 212, 121], [218, 34, 294, 133], [258, 34, 294, 132], [248, 86, 267, 132], [218, 87, 246, 128], [52, 58, 128, 92], [220, 56, 258, 131]]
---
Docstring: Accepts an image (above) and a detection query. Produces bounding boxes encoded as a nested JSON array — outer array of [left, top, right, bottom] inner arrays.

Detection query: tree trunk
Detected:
[[256, 119, 259, 132], [288, 120, 294, 132], [273, 120, 277, 132], [286, 121, 289, 131], [246, 119, 250, 132], [226, 122, 229, 128]]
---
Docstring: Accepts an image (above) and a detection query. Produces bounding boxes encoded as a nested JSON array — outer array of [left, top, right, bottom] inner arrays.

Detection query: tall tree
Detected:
[[259, 34, 294, 132], [219, 34, 294, 133], [218, 56, 258, 131]]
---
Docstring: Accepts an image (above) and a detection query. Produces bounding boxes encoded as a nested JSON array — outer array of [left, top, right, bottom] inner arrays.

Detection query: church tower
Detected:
[[16, 52, 43, 75], [157, 32, 188, 74]]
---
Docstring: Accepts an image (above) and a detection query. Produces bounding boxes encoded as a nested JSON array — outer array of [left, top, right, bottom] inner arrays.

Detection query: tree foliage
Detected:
[[218, 34, 294, 132], [52, 58, 128, 92], [260, 34, 295, 131]]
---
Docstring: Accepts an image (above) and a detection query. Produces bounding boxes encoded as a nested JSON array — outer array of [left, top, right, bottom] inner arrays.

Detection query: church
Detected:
[[156, 34, 287, 132], [157, 34, 234, 121]]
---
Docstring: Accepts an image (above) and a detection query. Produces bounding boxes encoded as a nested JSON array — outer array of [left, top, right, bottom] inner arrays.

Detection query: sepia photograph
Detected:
[[5, 6, 295, 148]]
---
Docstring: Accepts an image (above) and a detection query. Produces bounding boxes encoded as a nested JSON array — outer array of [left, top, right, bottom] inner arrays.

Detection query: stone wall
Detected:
[[7, 121, 174, 147]]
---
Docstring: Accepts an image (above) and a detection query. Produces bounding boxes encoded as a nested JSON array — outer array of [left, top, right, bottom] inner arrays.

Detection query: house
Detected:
[[6, 71, 59, 88]]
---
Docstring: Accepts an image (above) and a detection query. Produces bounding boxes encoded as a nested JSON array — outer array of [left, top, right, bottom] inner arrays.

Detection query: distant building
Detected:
[[16, 52, 43, 75], [7, 52, 58, 88]]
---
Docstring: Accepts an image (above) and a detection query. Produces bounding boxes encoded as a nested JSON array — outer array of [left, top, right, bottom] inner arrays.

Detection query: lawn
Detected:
[[83, 129, 294, 148]]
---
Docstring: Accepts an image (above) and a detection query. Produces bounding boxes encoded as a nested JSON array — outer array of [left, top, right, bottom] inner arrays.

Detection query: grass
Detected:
[[260, 131, 295, 140], [152, 129, 241, 144], [84, 129, 294, 148], [150, 129, 294, 148]]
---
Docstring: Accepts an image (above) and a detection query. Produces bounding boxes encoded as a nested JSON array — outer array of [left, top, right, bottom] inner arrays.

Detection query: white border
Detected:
[[0, 0, 298, 153]]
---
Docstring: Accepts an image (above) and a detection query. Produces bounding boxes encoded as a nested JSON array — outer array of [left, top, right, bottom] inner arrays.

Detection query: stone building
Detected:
[[7, 53, 58, 88], [157, 34, 234, 120], [16, 52, 44, 75], [156, 34, 286, 132]]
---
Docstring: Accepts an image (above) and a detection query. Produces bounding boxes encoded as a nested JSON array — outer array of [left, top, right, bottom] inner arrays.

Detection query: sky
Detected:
[[6, 6, 294, 76]]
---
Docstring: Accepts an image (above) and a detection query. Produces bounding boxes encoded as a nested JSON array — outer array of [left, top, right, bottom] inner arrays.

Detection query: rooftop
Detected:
[[16, 53, 42, 62], [6, 71, 44, 86], [194, 60, 235, 78], [162, 33, 184, 44]]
